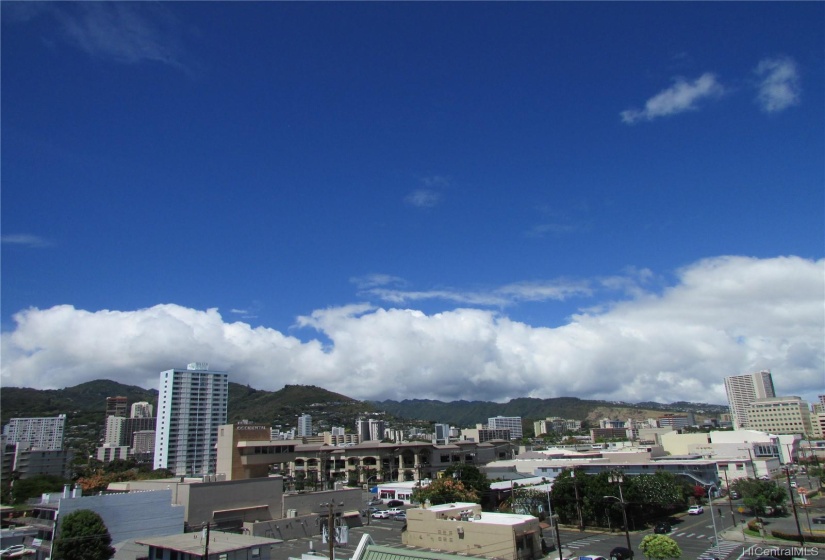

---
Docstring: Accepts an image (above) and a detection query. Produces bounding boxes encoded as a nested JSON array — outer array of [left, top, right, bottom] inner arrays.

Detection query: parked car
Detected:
[[811, 516, 825, 524], [386, 499, 404, 508], [570, 556, 608, 560], [371, 510, 390, 519], [369, 497, 383, 505], [688, 505, 704, 515], [653, 521, 672, 534], [730, 490, 740, 499], [386, 507, 404, 516], [0, 546, 26, 558], [394, 512, 407, 521], [609, 546, 633, 560]]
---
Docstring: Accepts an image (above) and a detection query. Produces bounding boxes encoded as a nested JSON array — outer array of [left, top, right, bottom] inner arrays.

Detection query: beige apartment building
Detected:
[[402, 502, 542, 560], [747, 396, 814, 437]]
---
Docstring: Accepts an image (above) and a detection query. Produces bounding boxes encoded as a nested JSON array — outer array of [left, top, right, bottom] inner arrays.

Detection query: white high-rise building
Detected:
[[104, 415, 126, 445], [368, 419, 385, 442], [131, 402, 154, 418], [3, 414, 67, 450], [724, 370, 776, 429], [297, 414, 312, 437], [488, 416, 522, 440], [153, 363, 228, 476]]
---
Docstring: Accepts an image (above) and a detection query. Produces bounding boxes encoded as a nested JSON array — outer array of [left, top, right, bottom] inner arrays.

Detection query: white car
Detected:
[[688, 505, 704, 515], [0, 546, 25, 558], [371, 510, 390, 519]]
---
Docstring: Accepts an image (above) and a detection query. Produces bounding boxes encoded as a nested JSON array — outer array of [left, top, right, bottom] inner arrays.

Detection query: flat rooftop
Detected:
[[136, 531, 281, 554]]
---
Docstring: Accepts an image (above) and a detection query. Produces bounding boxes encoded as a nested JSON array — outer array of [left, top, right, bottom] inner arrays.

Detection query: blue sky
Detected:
[[2, 2, 823, 406]]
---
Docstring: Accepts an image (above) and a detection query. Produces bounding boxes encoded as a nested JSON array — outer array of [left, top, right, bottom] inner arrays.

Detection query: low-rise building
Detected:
[[402, 502, 542, 560], [136, 531, 280, 560]]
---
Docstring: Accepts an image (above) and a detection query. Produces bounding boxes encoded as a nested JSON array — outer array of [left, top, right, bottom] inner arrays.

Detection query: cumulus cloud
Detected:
[[1, 234, 53, 248], [621, 73, 725, 124], [754, 56, 801, 113], [2, 256, 822, 406]]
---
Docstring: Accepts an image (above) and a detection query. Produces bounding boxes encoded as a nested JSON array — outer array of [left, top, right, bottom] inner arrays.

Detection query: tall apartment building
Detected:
[[724, 370, 776, 429], [369, 419, 385, 442], [434, 423, 451, 445], [106, 396, 129, 418], [747, 396, 814, 437], [3, 414, 67, 450], [131, 401, 154, 418], [488, 416, 522, 440], [153, 363, 228, 476], [297, 414, 313, 437], [104, 415, 126, 445]]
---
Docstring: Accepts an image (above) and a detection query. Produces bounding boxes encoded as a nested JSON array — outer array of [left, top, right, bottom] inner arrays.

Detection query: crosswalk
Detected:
[[696, 539, 742, 560], [563, 534, 613, 550]]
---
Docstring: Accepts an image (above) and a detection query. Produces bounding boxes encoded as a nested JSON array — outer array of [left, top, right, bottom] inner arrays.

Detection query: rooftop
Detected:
[[136, 531, 281, 554]]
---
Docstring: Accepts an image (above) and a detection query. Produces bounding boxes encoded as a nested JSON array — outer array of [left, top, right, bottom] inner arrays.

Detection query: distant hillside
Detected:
[[371, 396, 729, 428], [1, 379, 728, 434]]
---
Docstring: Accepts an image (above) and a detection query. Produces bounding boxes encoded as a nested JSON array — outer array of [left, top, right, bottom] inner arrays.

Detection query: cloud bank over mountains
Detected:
[[2, 255, 822, 405]]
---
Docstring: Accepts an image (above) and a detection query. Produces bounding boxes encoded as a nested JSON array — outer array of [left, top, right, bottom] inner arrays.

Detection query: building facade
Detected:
[[488, 417, 522, 440], [2, 415, 66, 451], [724, 370, 776, 429], [746, 396, 814, 437], [297, 414, 312, 437], [106, 396, 129, 418], [131, 401, 154, 418], [154, 363, 229, 476]]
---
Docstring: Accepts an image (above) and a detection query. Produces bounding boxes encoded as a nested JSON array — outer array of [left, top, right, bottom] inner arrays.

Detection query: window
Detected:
[[251, 548, 260, 558]]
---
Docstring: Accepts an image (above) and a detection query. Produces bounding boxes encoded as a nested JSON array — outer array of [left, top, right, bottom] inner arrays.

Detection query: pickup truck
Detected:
[[386, 508, 404, 516]]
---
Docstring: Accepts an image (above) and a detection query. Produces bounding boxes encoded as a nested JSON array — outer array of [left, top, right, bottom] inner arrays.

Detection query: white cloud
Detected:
[[754, 57, 801, 113], [8, 3, 188, 68], [2, 256, 822, 406], [350, 274, 406, 290], [621, 73, 725, 124], [1, 234, 53, 248], [404, 189, 441, 208]]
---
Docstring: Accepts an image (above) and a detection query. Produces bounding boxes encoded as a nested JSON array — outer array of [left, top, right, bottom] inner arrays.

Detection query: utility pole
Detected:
[[784, 466, 805, 547], [322, 501, 343, 560], [203, 522, 211, 559]]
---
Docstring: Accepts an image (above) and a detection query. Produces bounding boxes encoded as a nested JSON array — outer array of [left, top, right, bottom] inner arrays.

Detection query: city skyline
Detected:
[[1, 3, 823, 405]]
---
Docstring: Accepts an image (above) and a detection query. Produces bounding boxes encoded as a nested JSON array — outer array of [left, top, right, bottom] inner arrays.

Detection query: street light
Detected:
[[540, 478, 564, 560], [570, 470, 584, 529], [605, 472, 632, 557], [705, 485, 720, 559]]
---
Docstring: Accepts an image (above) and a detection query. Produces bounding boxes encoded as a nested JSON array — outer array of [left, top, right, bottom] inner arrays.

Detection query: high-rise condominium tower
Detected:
[[153, 363, 228, 476], [724, 370, 776, 429], [297, 414, 312, 437]]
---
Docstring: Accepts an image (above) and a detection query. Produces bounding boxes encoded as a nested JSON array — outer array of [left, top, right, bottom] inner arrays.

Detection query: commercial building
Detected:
[[1, 442, 74, 480], [724, 370, 776, 429], [215, 423, 514, 483], [136, 531, 280, 560], [533, 417, 582, 436], [488, 417, 522, 440], [461, 424, 511, 443], [154, 363, 229, 476], [402, 502, 543, 560], [96, 443, 130, 462], [131, 401, 154, 418], [106, 395, 129, 418], [2, 414, 66, 450], [298, 414, 313, 437], [5, 485, 183, 559], [746, 396, 814, 437]]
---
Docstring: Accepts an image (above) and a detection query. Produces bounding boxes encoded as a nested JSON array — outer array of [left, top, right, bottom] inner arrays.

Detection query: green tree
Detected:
[[639, 534, 681, 559], [53, 509, 115, 560], [509, 486, 547, 518], [732, 478, 787, 516], [8, 474, 68, 505], [411, 477, 480, 505], [442, 464, 490, 498]]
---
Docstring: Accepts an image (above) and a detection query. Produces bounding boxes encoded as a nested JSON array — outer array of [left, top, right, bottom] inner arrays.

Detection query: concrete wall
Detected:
[[57, 490, 183, 545], [186, 478, 284, 528]]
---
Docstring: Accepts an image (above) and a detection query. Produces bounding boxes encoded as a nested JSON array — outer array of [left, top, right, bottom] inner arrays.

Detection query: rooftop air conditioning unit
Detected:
[[287, 509, 297, 518]]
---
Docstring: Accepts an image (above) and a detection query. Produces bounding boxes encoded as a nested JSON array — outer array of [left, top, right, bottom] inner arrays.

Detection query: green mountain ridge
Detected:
[[1, 380, 728, 432]]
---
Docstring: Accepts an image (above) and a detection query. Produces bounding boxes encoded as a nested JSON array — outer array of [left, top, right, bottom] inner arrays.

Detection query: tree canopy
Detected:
[[411, 477, 480, 505], [639, 534, 682, 559], [731, 478, 788, 516], [53, 509, 115, 560]]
